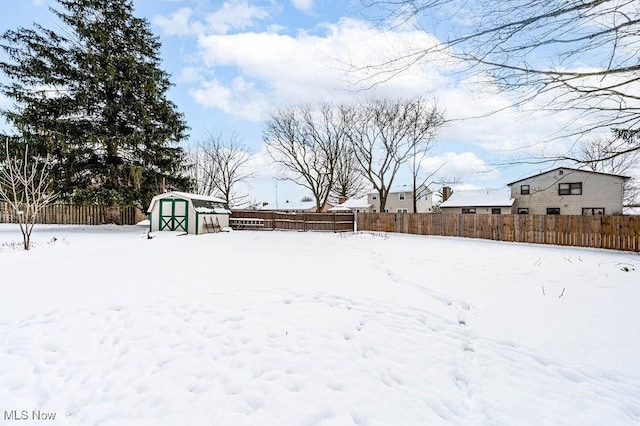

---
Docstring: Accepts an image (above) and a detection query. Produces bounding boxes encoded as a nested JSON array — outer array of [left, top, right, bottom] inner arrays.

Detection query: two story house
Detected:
[[367, 185, 433, 213], [507, 167, 629, 215]]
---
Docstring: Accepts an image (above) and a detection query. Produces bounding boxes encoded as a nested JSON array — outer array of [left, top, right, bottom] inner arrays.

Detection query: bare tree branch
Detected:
[[187, 131, 254, 207], [348, 96, 444, 211], [0, 139, 57, 250], [357, 0, 640, 159], [264, 104, 351, 212]]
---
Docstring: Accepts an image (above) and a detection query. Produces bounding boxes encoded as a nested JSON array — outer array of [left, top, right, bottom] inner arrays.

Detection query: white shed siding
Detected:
[[147, 192, 231, 234], [196, 214, 229, 233], [510, 169, 625, 215]]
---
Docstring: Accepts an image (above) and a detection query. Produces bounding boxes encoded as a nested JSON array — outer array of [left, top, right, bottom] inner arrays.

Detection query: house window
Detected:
[[518, 208, 529, 214], [547, 208, 560, 215], [372, 209, 377, 213], [398, 193, 405, 201], [558, 182, 582, 195], [582, 207, 605, 215], [491, 208, 501, 214], [372, 193, 377, 200], [384, 208, 389, 213], [397, 208, 408, 213], [461, 208, 476, 214], [520, 185, 530, 195]]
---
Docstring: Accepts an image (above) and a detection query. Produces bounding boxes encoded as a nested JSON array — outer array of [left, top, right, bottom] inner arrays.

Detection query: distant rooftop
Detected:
[[440, 188, 514, 208]]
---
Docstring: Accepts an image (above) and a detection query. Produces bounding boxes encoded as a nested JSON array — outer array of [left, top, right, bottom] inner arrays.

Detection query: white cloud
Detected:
[[189, 77, 269, 121], [153, 8, 202, 36], [156, 9, 591, 169], [194, 18, 445, 111], [291, 0, 314, 13], [420, 152, 500, 184], [32, 0, 46, 6], [154, 1, 269, 36], [178, 67, 201, 84], [205, 0, 269, 34]]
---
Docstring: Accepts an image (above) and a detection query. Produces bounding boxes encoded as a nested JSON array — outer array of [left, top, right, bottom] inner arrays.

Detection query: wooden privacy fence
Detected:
[[0, 202, 145, 225], [356, 213, 640, 252], [231, 210, 354, 232]]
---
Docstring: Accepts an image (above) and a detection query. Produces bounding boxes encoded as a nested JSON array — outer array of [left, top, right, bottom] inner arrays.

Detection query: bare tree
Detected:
[[331, 144, 367, 202], [348, 97, 443, 212], [407, 98, 445, 212], [358, 0, 640, 158], [264, 104, 351, 212], [189, 131, 253, 207], [0, 141, 56, 250], [574, 135, 640, 206]]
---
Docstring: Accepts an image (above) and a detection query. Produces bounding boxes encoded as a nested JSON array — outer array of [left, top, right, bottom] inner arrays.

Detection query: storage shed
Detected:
[[147, 191, 231, 235]]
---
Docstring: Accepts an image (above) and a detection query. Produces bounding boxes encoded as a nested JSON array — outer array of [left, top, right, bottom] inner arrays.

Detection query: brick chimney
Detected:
[[442, 186, 453, 202]]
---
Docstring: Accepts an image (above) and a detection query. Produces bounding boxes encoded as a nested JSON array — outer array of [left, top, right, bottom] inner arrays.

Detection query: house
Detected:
[[507, 167, 629, 215], [439, 188, 514, 214], [367, 185, 433, 213], [147, 191, 231, 234], [257, 199, 334, 213], [328, 198, 371, 213]]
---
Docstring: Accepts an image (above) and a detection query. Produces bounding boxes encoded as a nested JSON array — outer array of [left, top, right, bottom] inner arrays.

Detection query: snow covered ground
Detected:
[[1, 224, 639, 425]]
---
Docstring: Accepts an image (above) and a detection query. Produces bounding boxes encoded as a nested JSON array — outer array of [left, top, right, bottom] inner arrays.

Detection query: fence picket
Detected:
[[356, 213, 640, 253], [0, 202, 143, 225]]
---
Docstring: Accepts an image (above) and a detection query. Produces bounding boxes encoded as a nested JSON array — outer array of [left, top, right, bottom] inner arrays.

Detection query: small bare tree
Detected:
[[0, 141, 57, 250], [264, 103, 351, 212], [189, 131, 254, 207], [348, 97, 444, 212]]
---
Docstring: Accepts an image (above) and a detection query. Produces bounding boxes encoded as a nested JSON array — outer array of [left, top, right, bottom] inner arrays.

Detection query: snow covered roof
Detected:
[[440, 188, 514, 208], [339, 198, 371, 209], [623, 206, 640, 215], [169, 191, 227, 203], [194, 206, 232, 214], [147, 191, 229, 213]]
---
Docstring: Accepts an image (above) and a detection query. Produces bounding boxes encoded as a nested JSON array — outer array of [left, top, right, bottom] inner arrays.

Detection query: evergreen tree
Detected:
[[0, 0, 189, 208]]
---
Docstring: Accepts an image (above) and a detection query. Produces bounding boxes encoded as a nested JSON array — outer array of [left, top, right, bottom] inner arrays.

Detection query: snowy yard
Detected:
[[1, 224, 639, 425]]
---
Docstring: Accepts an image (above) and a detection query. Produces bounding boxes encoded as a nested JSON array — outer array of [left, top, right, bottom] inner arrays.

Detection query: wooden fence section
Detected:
[[0, 202, 145, 225], [231, 210, 354, 232], [356, 213, 640, 252]]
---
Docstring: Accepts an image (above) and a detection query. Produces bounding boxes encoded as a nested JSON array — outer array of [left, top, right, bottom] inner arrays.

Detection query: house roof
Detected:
[[338, 198, 371, 209], [440, 188, 514, 208], [507, 167, 630, 186], [170, 191, 227, 203], [623, 206, 640, 215]]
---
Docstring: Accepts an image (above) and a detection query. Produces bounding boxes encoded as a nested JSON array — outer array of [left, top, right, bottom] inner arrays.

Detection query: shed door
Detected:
[[159, 199, 188, 232]]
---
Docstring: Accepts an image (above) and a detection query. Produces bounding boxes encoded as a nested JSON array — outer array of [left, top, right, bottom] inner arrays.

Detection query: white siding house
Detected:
[[439, 188, 514, 214], [507, 168, 629, 215], [367, 185, 433, 213]]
